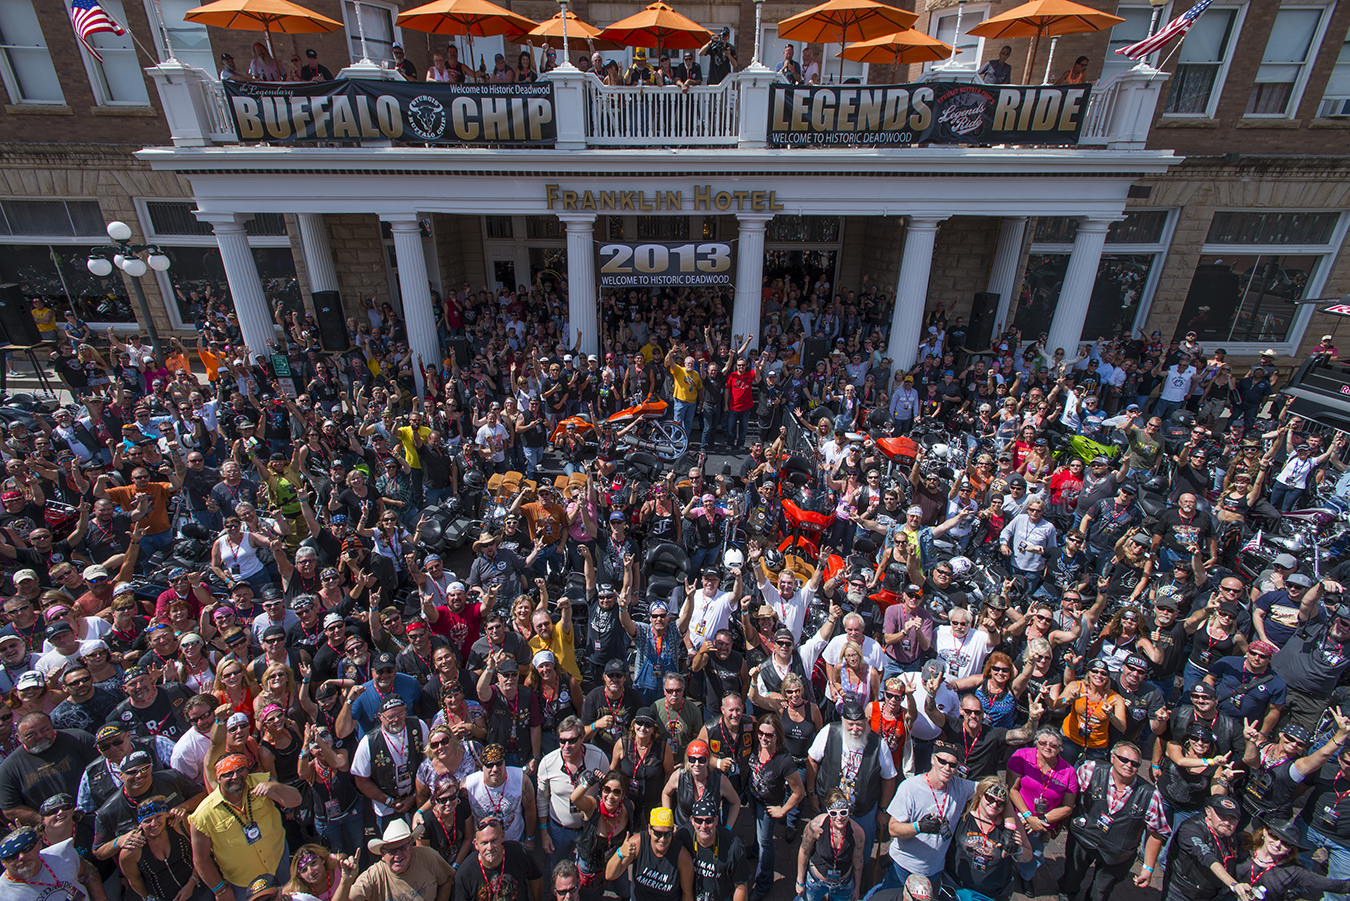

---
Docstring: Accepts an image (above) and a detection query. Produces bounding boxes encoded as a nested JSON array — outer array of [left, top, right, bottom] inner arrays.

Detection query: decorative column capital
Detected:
[[1001, 216, 1029, 225], [194, 211, 253, 234], [382, 214, 422, 234], [905, 216, 947, 231], [557, 213, 596, 230], [735, 214, 772, 231], [1075, 218, 1117, 235]]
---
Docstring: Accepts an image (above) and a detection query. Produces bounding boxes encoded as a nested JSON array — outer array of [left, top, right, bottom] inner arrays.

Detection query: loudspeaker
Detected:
[[0, 284, 41, 347], [447, 336, 470, 369], [311, 291, 349, 352], [966, 291, 1000, 353], [801, 335, 828, 372]]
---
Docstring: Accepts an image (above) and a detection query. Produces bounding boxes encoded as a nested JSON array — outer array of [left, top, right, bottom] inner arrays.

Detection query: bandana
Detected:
[[480, 743, 505, 765], [0, 829, 39, 859], [215, 752, 251, 778], [136, 798, 171, 822]]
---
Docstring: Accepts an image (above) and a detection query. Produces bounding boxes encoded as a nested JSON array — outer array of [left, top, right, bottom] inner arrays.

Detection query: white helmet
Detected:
[[723, 548, 745, 570], [931, 443, 950, 458], [948, 556, 974, 579]]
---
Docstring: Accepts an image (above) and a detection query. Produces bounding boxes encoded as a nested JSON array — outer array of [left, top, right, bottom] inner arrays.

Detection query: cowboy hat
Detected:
[[368, 818, 418, 855]]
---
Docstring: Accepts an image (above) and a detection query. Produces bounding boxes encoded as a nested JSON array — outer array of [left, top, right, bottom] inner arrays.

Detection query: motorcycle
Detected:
[[550, 398, 689, 463]]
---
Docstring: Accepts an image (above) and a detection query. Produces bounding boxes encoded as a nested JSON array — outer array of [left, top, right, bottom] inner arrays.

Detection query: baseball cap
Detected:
[[373, 652, 396, 671], [604, 658, 628, 677], [1190, 681, 1217, 697], [921, 659, 945, 681], [1273, 554, 1298, 569], [1206, 795, 1241, 819]]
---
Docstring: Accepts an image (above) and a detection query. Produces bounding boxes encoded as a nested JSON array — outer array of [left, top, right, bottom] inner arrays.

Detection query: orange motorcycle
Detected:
[[549, 397, 689, 463]]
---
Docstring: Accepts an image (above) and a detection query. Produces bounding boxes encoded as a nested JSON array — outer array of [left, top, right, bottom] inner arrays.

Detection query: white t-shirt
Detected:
[[40, 621, 110, 655], [0, 839, 81, 901], [756, 580, 814, 642], [822, 634, 887, 673], [171, 727, 214, 784], [475, 423, 509, 463], [687, 589, 739, 650], [886, 774, 976, 876], [934, 626, 992, 681], [1160, 365, 1194, 403], [535, 744, 610, 827], [350, 720, 430, 816], [896, 672, 959, 741], [35, 640, 103, 674], [464, 767, 527, 840]]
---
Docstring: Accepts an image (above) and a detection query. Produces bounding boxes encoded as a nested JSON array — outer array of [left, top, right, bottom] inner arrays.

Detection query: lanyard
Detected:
[[5, 862, 66, 892], [925, 774, 949, 819], [963, 724, 982, 764], [221, 792, 256, 833], [631, 740, 652, 782], [478, 857, 504, 894], [1208, 825, 1235, 870]]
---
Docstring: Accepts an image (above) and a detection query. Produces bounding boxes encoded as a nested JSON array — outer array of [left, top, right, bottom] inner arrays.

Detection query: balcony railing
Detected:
[[145, 60, 1170, 152], [586, 81, 738, 146]]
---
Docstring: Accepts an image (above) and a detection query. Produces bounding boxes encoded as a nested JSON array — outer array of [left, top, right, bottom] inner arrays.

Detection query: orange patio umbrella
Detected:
[[777, 0, 917, 82], [398, 0, 536, 73], [838, 29, 954, 81], [596, 2, 712, 56], [965, 0, 1123, 84], [522, 11, 624, 53], [183, 0, 342, 58]]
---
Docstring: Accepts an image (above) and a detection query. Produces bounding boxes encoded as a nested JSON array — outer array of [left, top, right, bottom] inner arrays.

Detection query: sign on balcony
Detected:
[[598, 242, 734, 288], [223, 80, 557, 146], [767, 83, 1091, 147]]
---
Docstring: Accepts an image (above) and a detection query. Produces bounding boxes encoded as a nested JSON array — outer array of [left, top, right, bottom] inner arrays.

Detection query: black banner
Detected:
[[598, 242, 734, 288], [224, 79, 556, 145], [767, 82, 1091, 147]]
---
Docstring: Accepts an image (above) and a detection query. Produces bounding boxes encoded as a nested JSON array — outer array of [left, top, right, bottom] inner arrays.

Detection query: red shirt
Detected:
[[431, 601, 483, 659], [726, 369, 755, 412]]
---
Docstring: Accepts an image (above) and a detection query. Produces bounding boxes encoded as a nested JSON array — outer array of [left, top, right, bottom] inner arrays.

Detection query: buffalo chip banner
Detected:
[[767, 82, 1092, 147], [223, 79, 556, 146], [598, 242, 734, 288]]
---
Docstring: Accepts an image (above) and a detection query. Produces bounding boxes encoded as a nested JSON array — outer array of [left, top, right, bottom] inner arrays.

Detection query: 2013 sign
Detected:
[[598, 242, 734, 287]]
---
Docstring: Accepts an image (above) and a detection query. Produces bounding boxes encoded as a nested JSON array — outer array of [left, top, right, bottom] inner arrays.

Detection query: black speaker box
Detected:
[[0, 284, 41, 347], [801, 335, 829, 371], [447, 336, 470, 369], [311, 290, 350, 352], [966, 291, 1000, 353]]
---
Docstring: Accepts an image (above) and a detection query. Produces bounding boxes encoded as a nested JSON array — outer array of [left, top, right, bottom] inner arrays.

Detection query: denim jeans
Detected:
[[1181, 659, 1211, 695], [1153, 398, 1183, 423], [423, 484, 450, 507], [689, 546, 718, 576], [139, 528, 175, 557], [750, 798, 779, 894], [727, 409, 750, 448], [855, 804, 879, 863], [699, 406, 721, 447], [786, 765, 807, 833], [673, 399, 696, 439], [547, 819, 582, 870], [1271, 482, 1305, 513], [867, 860, 914, 899], [804, 871, 854, 901], [1301, 819, 1350, 901], [522, 444, 545, 479], [1148, 805, 1199, 872], [315, 809, 364, 856], [1016, 830, 1046, 880]]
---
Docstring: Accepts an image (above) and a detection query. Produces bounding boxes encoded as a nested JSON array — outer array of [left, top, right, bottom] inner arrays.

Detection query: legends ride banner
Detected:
[[224, 79, 556, 145], [767, 82, 1091, 147]]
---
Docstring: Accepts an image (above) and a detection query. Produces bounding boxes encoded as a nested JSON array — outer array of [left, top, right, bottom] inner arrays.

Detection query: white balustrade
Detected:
[[585, 80, 739, 146]]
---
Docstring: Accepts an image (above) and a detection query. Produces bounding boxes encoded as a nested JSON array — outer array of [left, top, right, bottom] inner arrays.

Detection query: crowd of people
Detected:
[[4, 272, 1350, 901]]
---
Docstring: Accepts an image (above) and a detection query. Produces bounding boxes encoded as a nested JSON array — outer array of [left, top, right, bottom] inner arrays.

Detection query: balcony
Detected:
[[145, 60, 1168, 152]]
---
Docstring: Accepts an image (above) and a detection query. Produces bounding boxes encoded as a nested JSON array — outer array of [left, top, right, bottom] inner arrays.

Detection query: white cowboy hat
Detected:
[[368, 818, 416, 855]]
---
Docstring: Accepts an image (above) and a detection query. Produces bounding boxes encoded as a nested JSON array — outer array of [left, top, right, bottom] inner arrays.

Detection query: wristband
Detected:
[[211, 882, 226, 895], [1018, 811, 1030, 821], [1143, 865, 1154, 873], [616, 849, 624, 861]]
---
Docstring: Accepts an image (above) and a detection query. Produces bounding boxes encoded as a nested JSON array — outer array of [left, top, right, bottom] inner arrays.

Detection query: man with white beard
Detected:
[[0, 826, 108, 901], [0, 713, 97, 826], [805, 699, 897, 863], [880, 738, 976, 887]]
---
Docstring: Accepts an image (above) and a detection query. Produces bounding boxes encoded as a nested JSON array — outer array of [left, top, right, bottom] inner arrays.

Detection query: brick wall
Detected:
[[433, 215, 487, 295], [326, 214, 390, 314], [927, 216, 999, 323]]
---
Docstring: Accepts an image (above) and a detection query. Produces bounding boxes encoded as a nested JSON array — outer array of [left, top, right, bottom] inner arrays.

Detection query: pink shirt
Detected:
[[1009, 746, 1079, 815]]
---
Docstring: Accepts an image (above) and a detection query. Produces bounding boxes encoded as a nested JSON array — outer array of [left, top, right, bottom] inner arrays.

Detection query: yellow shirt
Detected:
[[669, 364, 703, 404], [529, 621, 581, 682], [395, 425, 431, 469], [640, 342, 664, 363], [188, 773, 285, 887]]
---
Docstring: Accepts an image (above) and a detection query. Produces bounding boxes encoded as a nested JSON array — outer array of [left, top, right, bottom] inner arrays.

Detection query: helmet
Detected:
[[948, 556, 974, 579], [931, 443, 950, 458], [761, 548, 785, 574], [463, 470, 486, 492], [723, 548, 745, 570]]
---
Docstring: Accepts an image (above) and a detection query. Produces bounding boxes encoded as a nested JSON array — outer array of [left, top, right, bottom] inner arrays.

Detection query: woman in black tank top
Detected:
[[660, 744, 740, 828], [606, 817, 691, 901], [614, 720, 674, 824], [258, 706, 307, 849], [796, 789, 864, 901], [642, 485, 682, 544], [412, 784, 472, 867], [572, 771, 634, 901]]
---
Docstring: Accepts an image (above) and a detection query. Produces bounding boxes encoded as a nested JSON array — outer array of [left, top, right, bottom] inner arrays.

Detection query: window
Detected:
[[1102, 4, 1167, 82], [929, 5, 989, 70], [0, 245, 136, 324], [760, 25, 861, 83], [144, 0, 216, 74], [146, 202, 286, 238], [1163, 5, 1242, 116], [1015, 211, 1176, 343], [1246, 5, 1329, 116], [65, 0, 149, 105], [0, 201, 105, 237], [635, 217, 689, 240], [0, 0, 64, 104], [767, 216, 840, 243], [1174, 209, 1347, 347], [343, 0, 399, 64], [526, 216, 567, 240], [1316, 23, 1350, 117], [484, 216, 513, 239]]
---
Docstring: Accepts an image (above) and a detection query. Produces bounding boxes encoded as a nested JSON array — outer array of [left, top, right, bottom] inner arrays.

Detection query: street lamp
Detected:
[[752, 0, 765, 66], [86, 220, 167, 361]]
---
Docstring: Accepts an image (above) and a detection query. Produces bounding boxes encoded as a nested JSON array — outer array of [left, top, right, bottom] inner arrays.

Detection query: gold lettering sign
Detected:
[[544, 185, 784, 212]]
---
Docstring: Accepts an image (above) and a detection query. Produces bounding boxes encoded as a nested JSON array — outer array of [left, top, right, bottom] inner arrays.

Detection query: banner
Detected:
[[223, 79, 556, 146], [767, 82, 1091, 147], [598, 242, 734, 288]]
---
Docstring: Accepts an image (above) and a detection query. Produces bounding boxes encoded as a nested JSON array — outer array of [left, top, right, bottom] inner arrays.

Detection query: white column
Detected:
[[384, 215, 438, 393], [1045, 218, 1113, 356], [197, 212, 275, 359], [296, 213, 340, 295], [559, 214, 597, 357], [733, 215, 770, 350], [988, 217, 1028, 335], [886, 217, 946, 371]]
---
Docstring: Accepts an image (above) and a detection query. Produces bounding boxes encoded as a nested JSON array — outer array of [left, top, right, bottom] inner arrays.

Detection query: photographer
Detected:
[[701, 28, 738, 84]]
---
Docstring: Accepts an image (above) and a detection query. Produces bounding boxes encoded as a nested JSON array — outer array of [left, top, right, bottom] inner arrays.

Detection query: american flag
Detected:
[[1116, 0, 1214, 61], [69, 0, 126, 63]]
